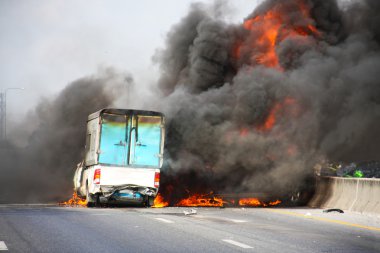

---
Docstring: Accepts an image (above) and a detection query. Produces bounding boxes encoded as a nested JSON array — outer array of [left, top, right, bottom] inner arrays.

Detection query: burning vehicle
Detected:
[[8, 0, 377, 207], [73, 108, 165, 207]]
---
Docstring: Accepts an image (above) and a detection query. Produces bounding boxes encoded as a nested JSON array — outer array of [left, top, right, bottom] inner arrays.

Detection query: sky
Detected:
[[0, 0, 261, 126]]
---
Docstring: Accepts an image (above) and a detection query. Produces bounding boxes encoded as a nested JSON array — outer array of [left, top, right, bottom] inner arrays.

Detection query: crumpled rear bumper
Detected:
[[99, 184, 158, 203]]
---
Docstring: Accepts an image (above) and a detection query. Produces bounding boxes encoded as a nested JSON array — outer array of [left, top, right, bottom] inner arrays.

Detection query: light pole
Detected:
[[0, 87, 24, 141]]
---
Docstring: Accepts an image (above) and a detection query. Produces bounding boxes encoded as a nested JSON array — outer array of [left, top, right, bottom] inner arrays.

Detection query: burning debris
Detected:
[[238, 198, 262, 207], [237, 198, 282, 207], [176, 193, 225, 207], [152, 191, 282, 208]]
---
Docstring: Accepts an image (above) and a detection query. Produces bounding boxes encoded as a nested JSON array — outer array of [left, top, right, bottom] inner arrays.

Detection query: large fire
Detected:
[[235, 0, 320, 70], [59, 191, 281, 208], [59, 1, 318, 210], [155, 192, 282, 208], [159, 2, 316, 209]]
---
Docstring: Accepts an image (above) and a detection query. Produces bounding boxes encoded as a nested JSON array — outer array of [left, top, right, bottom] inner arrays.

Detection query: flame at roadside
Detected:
[[238, 198, 262, 206], [152, 193, 169, 208], [175, 194, 282, 207], [239, 198, 282, 207], [59, 192, 87, 207], [156, 190, 282, 208], [175, 193, 225, 207]]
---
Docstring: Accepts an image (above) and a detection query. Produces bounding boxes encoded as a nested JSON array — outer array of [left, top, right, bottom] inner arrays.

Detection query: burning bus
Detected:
[[73, 108, 165, 207]]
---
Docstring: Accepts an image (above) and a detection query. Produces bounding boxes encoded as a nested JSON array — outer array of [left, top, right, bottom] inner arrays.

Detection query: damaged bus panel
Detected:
[[73, 108, 165, 207]]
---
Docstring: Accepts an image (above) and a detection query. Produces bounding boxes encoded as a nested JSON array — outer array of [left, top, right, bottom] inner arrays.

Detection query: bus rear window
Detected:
[[130, 116, 162, 167], [98, 114, 129, 166]]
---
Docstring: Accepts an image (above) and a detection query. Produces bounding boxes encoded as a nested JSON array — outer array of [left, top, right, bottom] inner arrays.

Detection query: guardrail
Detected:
[[308, 177, 380, 215]]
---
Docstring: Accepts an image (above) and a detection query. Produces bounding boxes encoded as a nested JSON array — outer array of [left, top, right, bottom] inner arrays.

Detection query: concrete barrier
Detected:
[[308, 176, 380, 216]]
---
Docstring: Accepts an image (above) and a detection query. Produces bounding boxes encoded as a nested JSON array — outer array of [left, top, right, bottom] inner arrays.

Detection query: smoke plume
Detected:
[[155, 0, 380, 201], [0, 69, 131, 203]]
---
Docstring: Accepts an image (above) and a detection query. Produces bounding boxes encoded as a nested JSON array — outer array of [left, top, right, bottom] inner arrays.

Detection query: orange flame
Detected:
[[236, 1, 320, 70], [176, 193, 225, 207], [152, 193, 169, 208], [173, 193, 282, 208], [238, 198, 282, 207], [59, 192, 281, 208], [269, 200, 282, 206], [60, 192, 87, 207], [256, 97, 298, 132], [243, 11, 282, 69], [238, 198, 262, 206]]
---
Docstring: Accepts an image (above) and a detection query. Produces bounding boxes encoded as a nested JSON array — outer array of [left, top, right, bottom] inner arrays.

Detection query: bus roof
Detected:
[[88, 108, 164, 121]]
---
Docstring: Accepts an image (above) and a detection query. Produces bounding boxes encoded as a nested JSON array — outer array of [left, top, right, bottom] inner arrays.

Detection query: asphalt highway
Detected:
[[0, 205, 379, 252]]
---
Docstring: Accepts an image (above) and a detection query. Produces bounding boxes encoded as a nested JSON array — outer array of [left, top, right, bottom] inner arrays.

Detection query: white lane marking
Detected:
[[222, 239, 253, 249], [155, 218, 174, 224], [0, 241, 8, 251], [229, 219, 247, 223], [90, 213, 110, 216]]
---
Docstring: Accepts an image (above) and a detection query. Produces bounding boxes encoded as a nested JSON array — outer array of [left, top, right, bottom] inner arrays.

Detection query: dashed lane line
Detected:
[[222, 239, 253, 249], [0, 241, 8, 251], [154, 218, 174, 224]]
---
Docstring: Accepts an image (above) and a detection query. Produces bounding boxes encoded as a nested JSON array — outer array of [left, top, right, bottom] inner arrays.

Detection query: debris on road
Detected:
[[323, 208, 344, 213], [184, 209, 197, 215]]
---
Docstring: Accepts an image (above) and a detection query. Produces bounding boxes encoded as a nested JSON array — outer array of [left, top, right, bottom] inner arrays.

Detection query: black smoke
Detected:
[[0, 70, 129, 203], [155, 0, 380, 201]]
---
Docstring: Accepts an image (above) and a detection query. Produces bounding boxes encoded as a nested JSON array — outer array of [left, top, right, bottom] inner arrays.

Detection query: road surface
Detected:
[[0, 205, 379, 252]]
